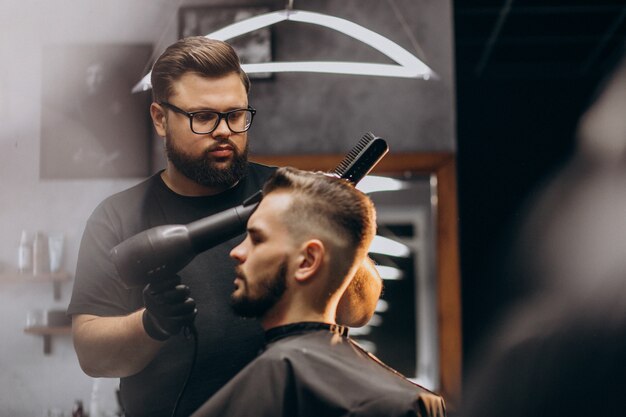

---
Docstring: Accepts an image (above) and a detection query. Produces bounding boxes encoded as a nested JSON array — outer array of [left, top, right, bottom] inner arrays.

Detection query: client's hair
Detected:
[[263, 167, 377, 292]]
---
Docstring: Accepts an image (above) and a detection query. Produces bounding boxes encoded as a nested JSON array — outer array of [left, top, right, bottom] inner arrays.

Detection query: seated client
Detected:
[[191, 167, 446, 417]]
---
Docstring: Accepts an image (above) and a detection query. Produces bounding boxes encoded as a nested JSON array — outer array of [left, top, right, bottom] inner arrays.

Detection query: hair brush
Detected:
[[332, 132, 388, 185]]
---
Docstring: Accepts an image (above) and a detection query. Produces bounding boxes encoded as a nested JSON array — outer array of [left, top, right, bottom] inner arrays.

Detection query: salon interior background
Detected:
[[0, 0, 624, 415], [0, 1, 453, 415]]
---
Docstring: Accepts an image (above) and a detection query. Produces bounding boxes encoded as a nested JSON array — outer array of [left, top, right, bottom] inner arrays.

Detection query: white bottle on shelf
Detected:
[[89, 378, 101, 417], [32, 231, 50, 276], [18, 230, 32, 274]]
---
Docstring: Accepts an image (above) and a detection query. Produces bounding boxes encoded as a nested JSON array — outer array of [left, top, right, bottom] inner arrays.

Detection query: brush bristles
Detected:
[[333, 132, 377, 177]]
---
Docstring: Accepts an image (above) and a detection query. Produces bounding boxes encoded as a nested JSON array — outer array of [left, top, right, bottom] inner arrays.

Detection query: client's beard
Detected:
[[165, 137, 249, 189], [231, 261, 288, 318]]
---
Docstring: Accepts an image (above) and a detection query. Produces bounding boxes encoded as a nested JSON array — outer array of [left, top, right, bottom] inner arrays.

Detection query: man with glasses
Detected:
[[67, 37, 382, 417]]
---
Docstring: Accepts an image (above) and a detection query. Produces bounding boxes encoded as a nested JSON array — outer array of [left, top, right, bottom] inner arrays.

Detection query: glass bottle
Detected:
[[18, 230, 32, 274], [33, 231, 50, 276], [71, 400, 84, 417]]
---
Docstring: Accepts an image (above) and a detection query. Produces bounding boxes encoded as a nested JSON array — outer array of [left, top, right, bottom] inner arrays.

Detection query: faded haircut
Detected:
[[262, 167, 377, 290]]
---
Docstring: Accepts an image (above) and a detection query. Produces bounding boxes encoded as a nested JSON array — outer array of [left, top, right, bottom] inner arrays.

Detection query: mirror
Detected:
[[360, 172, 437, 386], [252, 152, 461, 409]]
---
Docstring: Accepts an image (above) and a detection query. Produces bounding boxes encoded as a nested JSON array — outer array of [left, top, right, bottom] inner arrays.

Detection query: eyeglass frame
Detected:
[[159, 101, 256, 134]]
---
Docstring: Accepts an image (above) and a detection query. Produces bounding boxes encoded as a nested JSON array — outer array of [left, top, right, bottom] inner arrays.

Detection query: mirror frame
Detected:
[[252, 152, 462, 409]]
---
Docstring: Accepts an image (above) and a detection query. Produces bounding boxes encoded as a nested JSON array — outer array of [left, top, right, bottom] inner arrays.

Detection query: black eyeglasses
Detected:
[[160, 102, 256, 134]]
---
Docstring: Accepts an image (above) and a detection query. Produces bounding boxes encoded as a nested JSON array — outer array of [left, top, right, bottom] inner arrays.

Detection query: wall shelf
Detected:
[[0, 271, 71, 300], [24, 326, 71, 354]]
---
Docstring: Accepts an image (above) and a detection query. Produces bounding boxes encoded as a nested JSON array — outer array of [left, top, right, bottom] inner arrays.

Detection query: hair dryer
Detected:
[[111, 133, 388, 288]]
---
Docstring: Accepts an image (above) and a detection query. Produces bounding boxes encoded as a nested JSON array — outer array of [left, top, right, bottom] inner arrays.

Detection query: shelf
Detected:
[[24, 325, 71, 335], [0, 271, 71, 300], [24, 326, 71, 354], [0, 271, 71, 282]]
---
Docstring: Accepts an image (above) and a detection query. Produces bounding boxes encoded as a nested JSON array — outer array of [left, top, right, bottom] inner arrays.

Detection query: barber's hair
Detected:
[[263, 167, 377, 290], [151, 36, 250, 102]]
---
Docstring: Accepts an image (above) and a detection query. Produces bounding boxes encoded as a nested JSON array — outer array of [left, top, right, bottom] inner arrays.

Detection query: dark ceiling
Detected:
[[453, 0, 626, 365], [455, 0, 626, 80]]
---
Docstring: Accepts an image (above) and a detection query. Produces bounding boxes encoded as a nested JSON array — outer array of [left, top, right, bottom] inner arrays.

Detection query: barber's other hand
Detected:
[[142, 276, 197, 341]]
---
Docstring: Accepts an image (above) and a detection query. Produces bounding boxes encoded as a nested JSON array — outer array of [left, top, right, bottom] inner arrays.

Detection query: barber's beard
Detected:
[[165, 135, 249, 189], [230, 260, 288, 318]]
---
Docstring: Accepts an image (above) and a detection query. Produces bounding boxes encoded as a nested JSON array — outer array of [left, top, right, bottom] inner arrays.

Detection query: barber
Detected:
[[67, 36, 382, 417]]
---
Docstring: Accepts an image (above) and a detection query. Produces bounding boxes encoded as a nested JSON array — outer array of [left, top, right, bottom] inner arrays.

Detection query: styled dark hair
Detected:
[[263, 167, 377, 287], [151, 36, 250, 102]]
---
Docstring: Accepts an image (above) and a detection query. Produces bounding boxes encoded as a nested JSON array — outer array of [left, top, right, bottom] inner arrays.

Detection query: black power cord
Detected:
[[171, 323, 199, 417]]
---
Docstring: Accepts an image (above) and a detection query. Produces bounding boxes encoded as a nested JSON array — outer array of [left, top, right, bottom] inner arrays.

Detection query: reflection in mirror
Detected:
[[354, 174, 439, 390]]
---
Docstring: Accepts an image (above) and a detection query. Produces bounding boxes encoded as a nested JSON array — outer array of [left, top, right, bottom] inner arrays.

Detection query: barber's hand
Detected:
[[142, 276, 197, 341]]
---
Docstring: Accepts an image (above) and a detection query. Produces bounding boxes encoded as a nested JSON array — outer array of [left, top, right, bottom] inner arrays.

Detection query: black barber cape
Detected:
[[191, 322, 446, 417]]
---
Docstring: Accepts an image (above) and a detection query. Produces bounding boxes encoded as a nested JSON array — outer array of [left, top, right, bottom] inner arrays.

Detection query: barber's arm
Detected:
[[72, 276, 196, 377], [336, 257, 382, 327], [72, 311, 162, 377]]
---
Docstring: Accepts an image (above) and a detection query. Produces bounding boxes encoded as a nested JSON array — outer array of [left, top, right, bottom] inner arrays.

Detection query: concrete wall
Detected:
[[0, 1, 454, 415], [247, 0, 456, 154]]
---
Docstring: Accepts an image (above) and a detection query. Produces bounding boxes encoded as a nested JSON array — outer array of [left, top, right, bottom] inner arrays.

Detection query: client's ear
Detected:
[[294, 240, 325, 283]]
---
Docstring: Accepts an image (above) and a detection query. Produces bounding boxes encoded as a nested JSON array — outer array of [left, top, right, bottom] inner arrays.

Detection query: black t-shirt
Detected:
[[67, 163, 276, 417]]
